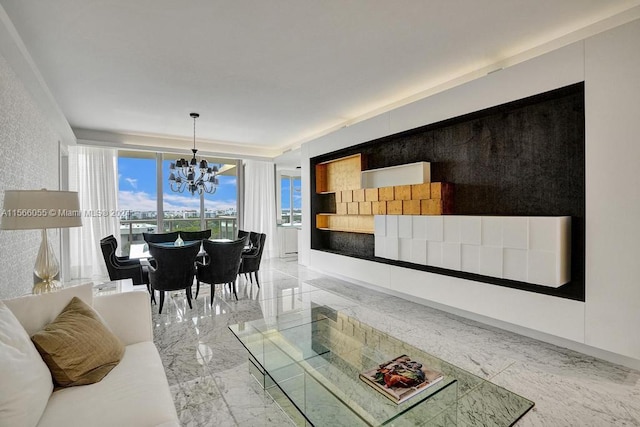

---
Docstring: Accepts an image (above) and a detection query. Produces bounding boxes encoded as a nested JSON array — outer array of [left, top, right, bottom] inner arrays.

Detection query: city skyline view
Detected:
[[118, 157, 238, 214]]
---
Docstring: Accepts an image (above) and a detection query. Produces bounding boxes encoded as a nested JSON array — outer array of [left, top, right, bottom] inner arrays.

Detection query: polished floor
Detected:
[[150, 257, 640, 427]]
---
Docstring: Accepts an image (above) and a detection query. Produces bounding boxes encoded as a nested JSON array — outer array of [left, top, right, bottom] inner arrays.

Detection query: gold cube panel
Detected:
[[347, 202, 359, 215], [411, 183, 431, 200], [365, 188, 379, 202], [394, 185, 412, 200], [379, 187, 394, 201], [359, 201, 372, 215], [403, 200, 421, 215], [372, 201, 387, 215], [387, 200, 403, 215]]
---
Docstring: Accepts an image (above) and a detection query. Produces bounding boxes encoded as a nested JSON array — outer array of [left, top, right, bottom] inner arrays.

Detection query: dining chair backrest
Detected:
[[247, 231, 261, 249], [237, 229, 249, 244], [143, 231, 179, 244], [241, 233, 266, 272], [198, 238, 246, 285], [179, 229, 212, 241], [99, 234, 145, 285], [147, 241, 200, 292]]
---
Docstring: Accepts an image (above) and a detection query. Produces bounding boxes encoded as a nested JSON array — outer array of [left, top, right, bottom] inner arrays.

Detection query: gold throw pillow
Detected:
[[31, 297, 125, 387]]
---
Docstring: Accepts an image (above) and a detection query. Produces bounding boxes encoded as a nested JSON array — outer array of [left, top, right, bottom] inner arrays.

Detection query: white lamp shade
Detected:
[[1, 190, 82, 230]]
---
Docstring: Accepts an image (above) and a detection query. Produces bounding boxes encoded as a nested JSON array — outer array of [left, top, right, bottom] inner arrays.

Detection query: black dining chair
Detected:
[[100, 235, 148, 285], [100, 235, 156, 302], [142, 231, 179, 244], [179, 229, 212, 241], [237, 229, 249, 243], [195, 238, 246, 304], [239, 232, 266, 287], [147, 241, 200, 314]]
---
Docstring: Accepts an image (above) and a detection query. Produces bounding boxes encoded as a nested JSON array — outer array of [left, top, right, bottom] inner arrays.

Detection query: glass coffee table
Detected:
[[229, 298, 534, 426]]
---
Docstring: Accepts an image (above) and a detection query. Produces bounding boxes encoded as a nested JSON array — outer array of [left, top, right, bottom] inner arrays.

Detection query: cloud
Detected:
[[118, 191, 157, 211], [125, 178, 138, 189]]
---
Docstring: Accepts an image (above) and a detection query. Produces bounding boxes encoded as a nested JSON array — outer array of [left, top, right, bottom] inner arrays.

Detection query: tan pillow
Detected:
[[31, 297, 125, 387]]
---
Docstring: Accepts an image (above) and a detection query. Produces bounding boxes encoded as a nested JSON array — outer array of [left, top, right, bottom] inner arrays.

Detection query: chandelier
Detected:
[[168, 113, 219, 195]]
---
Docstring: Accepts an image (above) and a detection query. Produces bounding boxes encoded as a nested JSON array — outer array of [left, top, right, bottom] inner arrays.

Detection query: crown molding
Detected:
[[73, 128, 280, 162]]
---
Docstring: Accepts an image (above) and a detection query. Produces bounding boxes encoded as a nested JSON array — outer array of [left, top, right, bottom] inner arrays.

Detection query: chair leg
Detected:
[[247, 273, 252, 283], [210, 283, 216, 307], [146, 284, 156, 304], [159, 291, 165, 314], [186, 286, 193, 309], [195, 279, 200, 299], [254, 271, 260, 288], [232, 279, 238, 300]]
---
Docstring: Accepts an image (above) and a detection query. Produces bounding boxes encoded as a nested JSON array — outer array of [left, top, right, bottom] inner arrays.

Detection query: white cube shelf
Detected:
[[398, 216, 413, 239], [361, 162, 430, 188], [374, 215, 571, 288]]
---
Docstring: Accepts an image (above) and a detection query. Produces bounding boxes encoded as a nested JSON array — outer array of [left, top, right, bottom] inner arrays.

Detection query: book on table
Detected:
[[359, 354, 444, 404]]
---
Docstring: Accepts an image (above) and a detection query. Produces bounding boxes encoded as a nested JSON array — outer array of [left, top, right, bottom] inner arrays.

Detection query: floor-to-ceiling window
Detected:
[[118, 151, 158, 255], [279, 172, 301, 225], [118, 150, 238, 254]]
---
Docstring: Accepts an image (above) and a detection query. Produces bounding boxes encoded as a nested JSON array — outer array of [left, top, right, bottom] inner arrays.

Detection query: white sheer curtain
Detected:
[[68, 145, 120, 281], [243, 160, 278, 260]]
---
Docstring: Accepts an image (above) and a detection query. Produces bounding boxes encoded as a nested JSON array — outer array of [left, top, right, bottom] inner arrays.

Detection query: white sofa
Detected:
[[0, 283, 179, 427]]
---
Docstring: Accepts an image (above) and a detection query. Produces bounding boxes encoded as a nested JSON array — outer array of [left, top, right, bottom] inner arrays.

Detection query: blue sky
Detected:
[[118, 157, 237, 212], [282, 177, 302, 210]]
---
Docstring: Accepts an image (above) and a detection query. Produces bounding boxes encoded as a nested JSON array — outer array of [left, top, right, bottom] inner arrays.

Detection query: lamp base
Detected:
[[33, 279, 63, 294], [33, 229, 61, 294]]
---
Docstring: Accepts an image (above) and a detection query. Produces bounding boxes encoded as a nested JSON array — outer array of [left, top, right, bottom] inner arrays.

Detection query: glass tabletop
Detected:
[[229, 297, 534, 427]]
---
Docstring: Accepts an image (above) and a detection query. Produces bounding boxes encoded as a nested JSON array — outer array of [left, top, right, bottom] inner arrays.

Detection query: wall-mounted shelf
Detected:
[[316, 214, 374, 234], [315, 154, 365, 193], [361, 162, 431, 188]]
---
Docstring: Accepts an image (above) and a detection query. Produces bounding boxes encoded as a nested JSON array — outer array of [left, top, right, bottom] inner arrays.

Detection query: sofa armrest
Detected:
[[92, 291, 153, 345]]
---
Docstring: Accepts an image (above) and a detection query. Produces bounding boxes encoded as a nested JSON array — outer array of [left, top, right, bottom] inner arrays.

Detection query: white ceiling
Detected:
[[2, 0, 640, 160]]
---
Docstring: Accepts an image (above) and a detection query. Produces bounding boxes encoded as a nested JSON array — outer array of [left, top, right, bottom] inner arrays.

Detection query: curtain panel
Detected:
[[243, 160, 278, 259], [68, 145, 119, 281]]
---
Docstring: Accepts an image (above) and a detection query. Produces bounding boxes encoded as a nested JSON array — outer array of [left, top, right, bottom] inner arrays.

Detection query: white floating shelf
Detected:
[[375, 215, 571, 288], [361, 162, 430, 188]]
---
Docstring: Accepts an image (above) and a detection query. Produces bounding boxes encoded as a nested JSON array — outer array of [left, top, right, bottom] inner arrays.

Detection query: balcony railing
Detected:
[[119, 217, 238, 256]]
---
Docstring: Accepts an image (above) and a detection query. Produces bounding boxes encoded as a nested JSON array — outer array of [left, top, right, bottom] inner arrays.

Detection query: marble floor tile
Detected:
[[150, 257, 640, 426]]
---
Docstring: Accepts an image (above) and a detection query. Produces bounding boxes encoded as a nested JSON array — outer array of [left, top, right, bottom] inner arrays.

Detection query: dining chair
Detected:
[[100, 235, 148, 285], [195, 238, 246, 304], [147, 241, 200, 314], [239, 232, 266, 287], [100, 235, 156, 303], [237, 229, 249, 243], [142, 231, 179, 244], [179, 229, 212, 241]]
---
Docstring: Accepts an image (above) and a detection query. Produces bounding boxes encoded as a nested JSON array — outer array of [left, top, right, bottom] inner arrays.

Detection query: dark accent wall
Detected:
[[311, 83, 585, 301]]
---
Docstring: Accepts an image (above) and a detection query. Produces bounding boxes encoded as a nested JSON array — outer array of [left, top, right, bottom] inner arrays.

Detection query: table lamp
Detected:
[[1, 189, 82, 294]]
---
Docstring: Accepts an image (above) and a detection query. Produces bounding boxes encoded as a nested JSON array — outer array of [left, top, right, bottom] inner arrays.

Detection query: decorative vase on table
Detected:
[[174, 233, 184, 247]]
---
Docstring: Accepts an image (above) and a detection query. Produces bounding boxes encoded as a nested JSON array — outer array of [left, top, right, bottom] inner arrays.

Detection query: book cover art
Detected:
[[359, 354, 444, 404]]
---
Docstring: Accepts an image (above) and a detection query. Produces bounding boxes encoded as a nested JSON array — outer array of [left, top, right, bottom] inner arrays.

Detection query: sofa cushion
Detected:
[[31, 297, 125, 387], [37, 342, 180, 427], [0, 301, 53, 427], [3, 282, 94, 336]]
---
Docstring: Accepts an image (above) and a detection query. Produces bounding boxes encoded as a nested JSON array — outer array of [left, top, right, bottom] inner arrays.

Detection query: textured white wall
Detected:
[[0, 52, 60, 298]]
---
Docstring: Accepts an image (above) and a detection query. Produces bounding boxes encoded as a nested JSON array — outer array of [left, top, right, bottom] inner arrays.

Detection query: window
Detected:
[[118, 151, 239, 254], [117, 152, 158, 255], [280, 174, 301, 225]]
